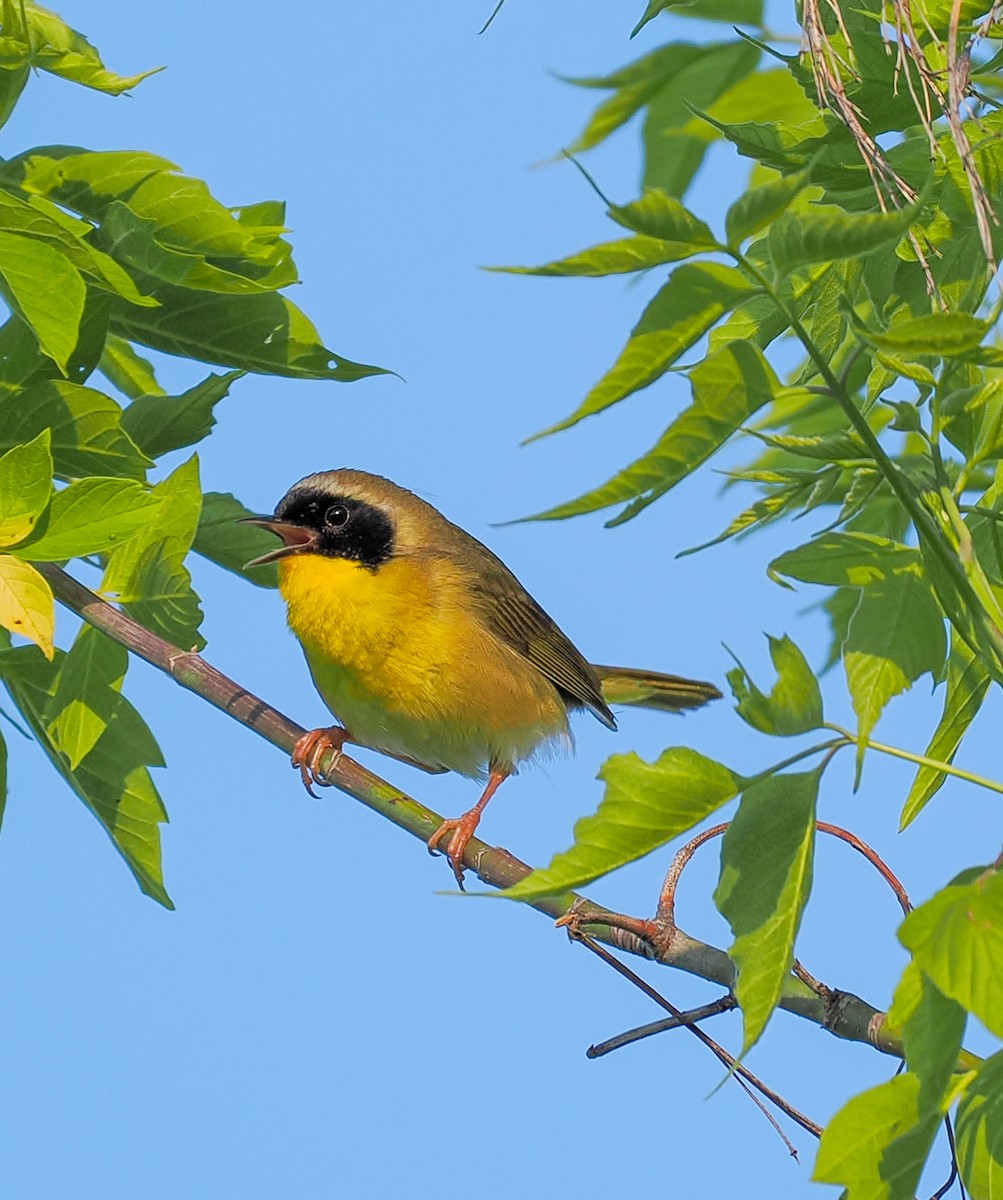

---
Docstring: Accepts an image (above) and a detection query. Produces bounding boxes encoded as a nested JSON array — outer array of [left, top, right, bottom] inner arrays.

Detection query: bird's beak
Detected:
[[239, 517, 318, 568]]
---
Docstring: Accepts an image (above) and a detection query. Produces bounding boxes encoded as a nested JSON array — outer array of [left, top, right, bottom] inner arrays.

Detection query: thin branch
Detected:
[[36, 563, 909, 1062], [567, 926, 823, 1141], [587, 996, 737, 1058]]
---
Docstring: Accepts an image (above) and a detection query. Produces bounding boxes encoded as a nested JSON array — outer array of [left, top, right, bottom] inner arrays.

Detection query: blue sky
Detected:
[[0, 2, 998, 1197]]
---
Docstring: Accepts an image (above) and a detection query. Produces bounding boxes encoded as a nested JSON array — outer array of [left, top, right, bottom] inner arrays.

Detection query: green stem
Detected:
[[739, 735, 850, 790], [823, 722, 1003, 797]]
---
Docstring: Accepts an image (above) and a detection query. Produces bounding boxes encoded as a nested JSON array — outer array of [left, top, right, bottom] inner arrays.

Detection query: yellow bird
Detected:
[[244, 470, 720, 882]]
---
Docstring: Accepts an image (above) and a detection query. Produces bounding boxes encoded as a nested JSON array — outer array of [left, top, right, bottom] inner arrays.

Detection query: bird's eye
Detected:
[[326, 504, 350, 528]]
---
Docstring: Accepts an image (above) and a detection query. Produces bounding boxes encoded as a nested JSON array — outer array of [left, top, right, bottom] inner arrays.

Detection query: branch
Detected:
[[36, 563, 905, 1061]]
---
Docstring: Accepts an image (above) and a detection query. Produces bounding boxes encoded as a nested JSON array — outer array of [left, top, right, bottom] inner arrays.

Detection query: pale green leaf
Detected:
[[770, 532, 921, 588], [502, 748, 740, 899], [899, 867, 1003, 1038], [956, 1051, 1003, 1200], [21, 2, 162, 94], [98, 335, 165, 400], [900, 638, 990, 829], [607, 189, 717, 246], [769, 199, 922, 275], [0, 428, 52, 546], [714, 769, 817, 1053], [15, 477, 154, 561], [0, 229, 85, 370], [47, 623, 126, 770], [101, 456, 204, 650], [868, 312, 989, 357], [725, 170, 808, 246], [488, 236, 701, 277], [727, 634, 823, 736]]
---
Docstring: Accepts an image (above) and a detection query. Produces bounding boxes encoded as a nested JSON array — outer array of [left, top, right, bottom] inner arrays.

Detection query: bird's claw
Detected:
[[291, 727, 349, 797]]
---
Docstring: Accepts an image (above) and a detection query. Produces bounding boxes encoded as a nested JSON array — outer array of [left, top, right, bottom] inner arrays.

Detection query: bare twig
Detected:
[[817, 821, 913, 914], [587, 996, 737, 1058]]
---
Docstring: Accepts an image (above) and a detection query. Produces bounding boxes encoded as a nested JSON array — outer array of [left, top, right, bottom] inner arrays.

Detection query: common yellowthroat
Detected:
[[244, 470, 720, 882]]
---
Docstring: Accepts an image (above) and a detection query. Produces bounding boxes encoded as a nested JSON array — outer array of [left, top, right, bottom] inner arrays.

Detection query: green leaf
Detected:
[[524, 340, 779, 523], [0, 428, 53, 547], [0, 639, 171, 906], [101, 456, 204, 650], [501, 748, 740, 899], [0, 379, 152, 480], [813, 1074, 939, 1200], [193, 491, 278, 588], [98, 335, 165, 400], [632, 0, 762, 35], [900, 638, 990, 829], [714, 768, 818, 1053], [110, 281, 386, 382], [770, 531, 921, 588], [120, 370, 242, 458], [47, 623, 127, 770], [768, 199, 922, 275], [956, 1051, 1003, 1200], [844, 573, 947, 755], [0, 554, 53, 657], [868, 312, 989, 358], [725, 170, 808, 246], [531, 263, 757, 440], [902, 974, 968, 1115], [899, 866, 1003, 1038], [20, 2, 162, 94], [488, 236, 704, 277], [727, 634, 823, 736], [607, 189, 717, 247], [0, 229, 86, 370], [14, 477, 154, 561]]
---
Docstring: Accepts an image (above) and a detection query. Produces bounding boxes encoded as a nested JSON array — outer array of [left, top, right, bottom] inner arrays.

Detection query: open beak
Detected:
[[239, 517, 318, 568]]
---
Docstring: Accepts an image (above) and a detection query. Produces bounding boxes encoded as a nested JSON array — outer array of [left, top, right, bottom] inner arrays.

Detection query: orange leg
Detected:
[[291, 726, 351, 797], [427, 767, 511, 887]]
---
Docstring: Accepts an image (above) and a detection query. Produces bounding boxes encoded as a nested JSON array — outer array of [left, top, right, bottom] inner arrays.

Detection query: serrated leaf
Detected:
[[501, 748, 740, 899], [488, 235, 702, 277], [0, 428, 52, 546], [725, 170, 808, 246], [813, 1074, 939, 1200], [120, 370, 242, 458], [530, 263, 757, 442], [608, 189, 717, 246], [956, 1051, 1003, 1200], [14, 477, 154, 561], [0, 229, 86, 370], [194, 491, 278, 588], [0, 640, 171, 906], [727, 634, 823, 736], [0, 379, 152, 480], [769, 199, 922, 275], [0, 554, 53, 657], [900, 638, 990, 829], [714, 768, 817, 1053], [845, 573, 947, 755], [101, 456, 204, 650], [898, 866, 1003, 1039]]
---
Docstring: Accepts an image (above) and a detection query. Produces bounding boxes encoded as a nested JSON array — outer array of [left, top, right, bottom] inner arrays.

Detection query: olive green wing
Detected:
[[465, 551, 617, 731]]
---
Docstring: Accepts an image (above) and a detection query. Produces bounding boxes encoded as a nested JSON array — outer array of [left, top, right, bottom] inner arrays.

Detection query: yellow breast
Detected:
[[277, 552, 569, 777]]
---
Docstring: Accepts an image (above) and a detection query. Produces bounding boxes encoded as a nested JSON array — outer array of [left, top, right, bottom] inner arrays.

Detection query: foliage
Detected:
[[0, 1, 1001, 1194], [490, 0, 1003, 1190], [0, 3, 385, 901]]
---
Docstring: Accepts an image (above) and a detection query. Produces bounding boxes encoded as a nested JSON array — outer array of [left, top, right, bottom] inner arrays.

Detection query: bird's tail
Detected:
[[592, 664, 722, 715]]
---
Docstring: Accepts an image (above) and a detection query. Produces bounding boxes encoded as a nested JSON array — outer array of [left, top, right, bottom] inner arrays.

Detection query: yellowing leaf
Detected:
[[0, 554, 53, 657]]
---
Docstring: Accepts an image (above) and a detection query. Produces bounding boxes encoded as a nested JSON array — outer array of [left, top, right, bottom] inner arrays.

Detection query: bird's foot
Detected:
[[292, 726, 350, 797], [426, 812, 483, 888]]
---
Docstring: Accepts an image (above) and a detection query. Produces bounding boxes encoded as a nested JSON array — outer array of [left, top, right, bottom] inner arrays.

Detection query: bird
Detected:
[[243, 469, 721, 883]]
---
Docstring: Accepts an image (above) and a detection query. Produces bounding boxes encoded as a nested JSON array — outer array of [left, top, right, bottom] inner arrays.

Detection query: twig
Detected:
[[35, 563, 909, 1062], [816, 821, 913, 914], [566, 925, 823, 1141], [587, 996, 737, 1058]]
